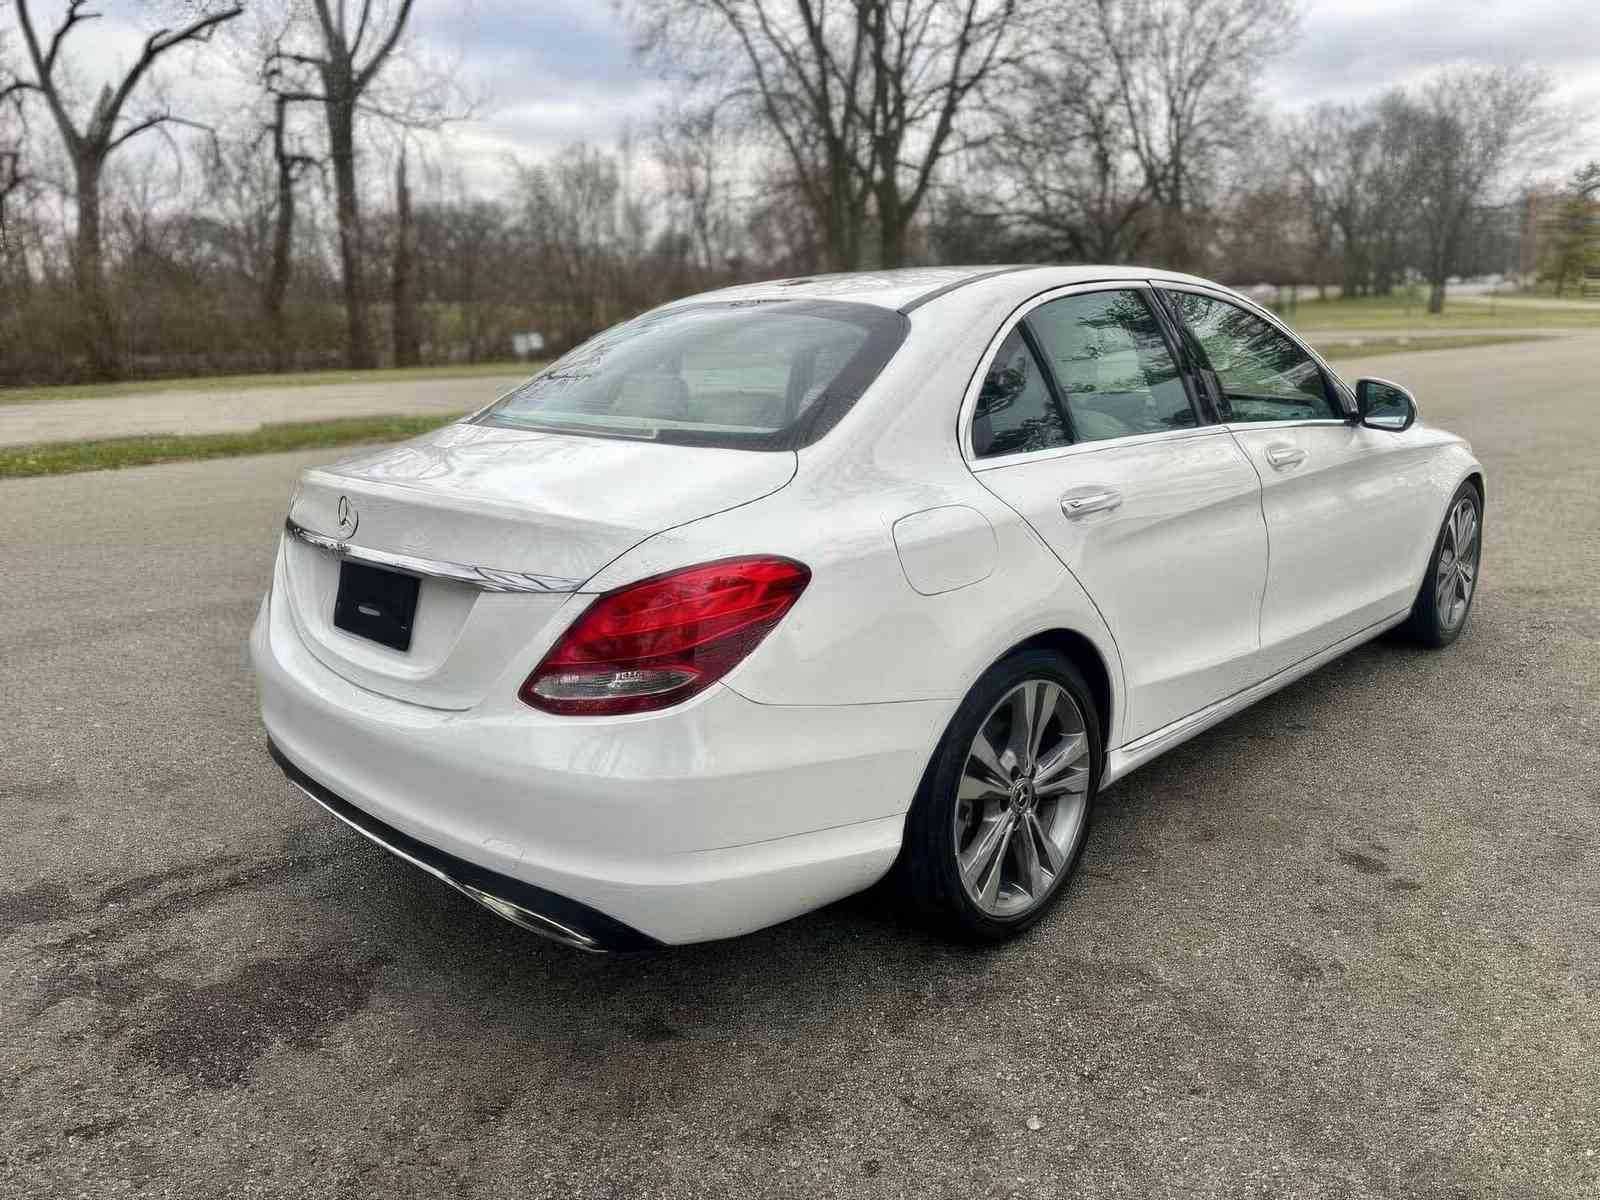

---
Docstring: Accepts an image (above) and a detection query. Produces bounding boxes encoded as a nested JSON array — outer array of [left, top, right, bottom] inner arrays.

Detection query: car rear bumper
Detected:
[[268, 739, 661, 952], [250, 592, 949, 946]]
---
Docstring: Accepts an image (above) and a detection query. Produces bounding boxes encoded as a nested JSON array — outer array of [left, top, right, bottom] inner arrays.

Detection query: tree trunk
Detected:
[[1427, 278, 1446, 315], [73, 157, 118, 380], [1340, 254, 1364, 303], [325, 96, 375, 369], [878, 182, 907, 268], [266, 155, 296, 374], [392, 152, 419, 367]]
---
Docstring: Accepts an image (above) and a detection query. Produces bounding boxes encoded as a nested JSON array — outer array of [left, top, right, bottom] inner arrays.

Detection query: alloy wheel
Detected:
[[1436, 496, 1480, 631], [953, 679, 1092, 918]]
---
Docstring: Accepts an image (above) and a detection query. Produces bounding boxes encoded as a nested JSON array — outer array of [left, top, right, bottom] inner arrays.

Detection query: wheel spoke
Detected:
[[966, 728, 1012, 792], [1029, 811, 1065, 876], [960, 811, 1013, 893], [1457, 505, 1478, 557], [1037, 765, 1091, 799], [957, 769, 1008, 804], [976, 817, 1015, 909], [1014, 815, 1046, 897], [1033, 732, 1088, 789], [1028, 683, 1061, 764], [1006, 682, 1043, 768], [1436, 571, 1455, 614]]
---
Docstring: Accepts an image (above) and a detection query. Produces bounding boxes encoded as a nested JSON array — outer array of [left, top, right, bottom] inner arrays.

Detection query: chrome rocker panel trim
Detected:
[[1101, 610, 1412, 788], [267, 740, 661, 953], [285, 518, 583, 594]]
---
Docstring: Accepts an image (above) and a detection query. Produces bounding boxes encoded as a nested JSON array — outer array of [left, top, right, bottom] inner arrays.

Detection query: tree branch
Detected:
[[100, 6, 244, 147], [355, 0, 415, 92]]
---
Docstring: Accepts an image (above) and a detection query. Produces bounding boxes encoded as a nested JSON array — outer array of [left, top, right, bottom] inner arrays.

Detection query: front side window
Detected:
[[1163, 291, 1340, 422], [1025, 290, 1197, 442], [480, 300, 907, 450], [972, 329, 1070, 458]]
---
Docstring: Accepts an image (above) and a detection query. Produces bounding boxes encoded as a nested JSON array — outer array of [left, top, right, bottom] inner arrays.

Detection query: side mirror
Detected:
[[1355, 378, 1417, 432]]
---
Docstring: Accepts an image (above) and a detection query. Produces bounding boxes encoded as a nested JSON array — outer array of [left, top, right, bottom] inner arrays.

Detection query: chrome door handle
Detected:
[[1060, 487, 1123, 519], [1265, 443, 1307, 470]]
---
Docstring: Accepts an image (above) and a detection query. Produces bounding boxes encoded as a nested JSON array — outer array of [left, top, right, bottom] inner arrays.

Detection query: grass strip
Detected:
[[1315, 333, 1548, 361], [0, 412, 465, 479], [1288, 294, 1600, 332], [0, 361, 536, 407]]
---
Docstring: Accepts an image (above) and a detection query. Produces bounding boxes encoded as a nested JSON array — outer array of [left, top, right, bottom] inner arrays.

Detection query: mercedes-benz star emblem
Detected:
[[336, 495, 359, 538]]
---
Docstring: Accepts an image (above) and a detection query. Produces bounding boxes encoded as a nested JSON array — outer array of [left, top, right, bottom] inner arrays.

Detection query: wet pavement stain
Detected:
[[130, 952, 385, 1088]]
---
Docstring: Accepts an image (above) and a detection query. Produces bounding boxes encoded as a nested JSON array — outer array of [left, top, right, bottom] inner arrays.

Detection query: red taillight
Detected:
[[519, 556, 811, 715]]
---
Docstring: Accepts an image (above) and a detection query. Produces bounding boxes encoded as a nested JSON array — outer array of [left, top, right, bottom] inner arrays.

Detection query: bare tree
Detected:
[[653, 100, 742, 273], [984, 23, 1155, 262], [1090, 0, 1298, 270], [859, 0, 1017, 265], [266, 0, 418, 368], [4, 0, 243, 377], [263, 94, 318, 370], [1408, 66, 1553, 313], [1281, 107, 1344, 296], [635, 0, 1018, 270], [0, 78, 30, 277], [517, 143, 623, 350]]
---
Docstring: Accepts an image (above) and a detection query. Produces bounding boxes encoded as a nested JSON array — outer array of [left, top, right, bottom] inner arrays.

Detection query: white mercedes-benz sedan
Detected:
[[252, 266, 1484, 951]]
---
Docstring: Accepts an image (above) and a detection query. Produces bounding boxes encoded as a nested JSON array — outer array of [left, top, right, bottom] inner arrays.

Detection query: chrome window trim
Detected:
[[1153, 281, 1358, 418], [284, 518, 583, 594], [958, 280, 1206, 466], [968, 424, 1225, 473], [1220, 417, 1353, 432]]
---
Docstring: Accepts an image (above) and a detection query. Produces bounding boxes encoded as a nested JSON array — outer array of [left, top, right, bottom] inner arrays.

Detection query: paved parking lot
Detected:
[[2, 335, 1597, 1198]]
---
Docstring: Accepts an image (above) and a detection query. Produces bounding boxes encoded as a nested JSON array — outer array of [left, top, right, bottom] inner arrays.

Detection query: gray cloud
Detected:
[[1265, 0, 1600, 105]]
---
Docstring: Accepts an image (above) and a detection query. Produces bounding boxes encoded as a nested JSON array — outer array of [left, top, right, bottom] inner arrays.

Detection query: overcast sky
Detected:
[[433, 0, 1598, 169], [34, 0, 1600, 187]]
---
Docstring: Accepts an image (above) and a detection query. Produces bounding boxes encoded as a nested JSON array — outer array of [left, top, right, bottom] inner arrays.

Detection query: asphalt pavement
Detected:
[[2, 333, 1597, 1198]]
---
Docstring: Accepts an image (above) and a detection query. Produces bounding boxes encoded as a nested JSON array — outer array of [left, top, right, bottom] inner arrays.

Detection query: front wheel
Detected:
[[1402, 482, 1483, 649], [895, 649, 1101, 942]]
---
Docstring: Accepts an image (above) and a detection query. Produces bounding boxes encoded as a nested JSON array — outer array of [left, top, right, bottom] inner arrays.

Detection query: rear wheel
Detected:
[[897, 649, 1101, 942], [1402, 482, 1482, 648]]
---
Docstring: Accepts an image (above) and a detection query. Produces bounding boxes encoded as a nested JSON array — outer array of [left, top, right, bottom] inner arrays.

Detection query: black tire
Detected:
[[1401, 480, 1483, 649], [895, 648, 1102, 943]]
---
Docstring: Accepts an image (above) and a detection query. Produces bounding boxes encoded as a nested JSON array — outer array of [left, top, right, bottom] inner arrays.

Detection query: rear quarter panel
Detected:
[[581, 468, 1128, 743]]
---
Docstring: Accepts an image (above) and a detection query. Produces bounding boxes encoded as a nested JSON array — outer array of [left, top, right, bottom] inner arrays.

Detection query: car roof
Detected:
[[672, 265, 1230, 314]]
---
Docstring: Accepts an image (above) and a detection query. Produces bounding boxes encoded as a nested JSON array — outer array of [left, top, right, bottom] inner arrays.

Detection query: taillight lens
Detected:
[[519, 556, 811, 715]]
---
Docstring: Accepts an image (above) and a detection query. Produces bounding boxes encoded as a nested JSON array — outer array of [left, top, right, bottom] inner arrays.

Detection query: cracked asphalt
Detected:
[[2, 333, 1597, 1198]]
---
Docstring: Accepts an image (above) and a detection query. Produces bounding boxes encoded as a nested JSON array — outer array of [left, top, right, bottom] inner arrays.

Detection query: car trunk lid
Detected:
[[280, 421, 797, 709]]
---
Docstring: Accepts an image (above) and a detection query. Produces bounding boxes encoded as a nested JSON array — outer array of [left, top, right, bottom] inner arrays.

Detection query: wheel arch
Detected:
[[1003, 628, 1116, 755]]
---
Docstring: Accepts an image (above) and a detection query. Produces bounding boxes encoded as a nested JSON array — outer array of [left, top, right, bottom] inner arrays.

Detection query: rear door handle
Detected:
[[1265, 443, 1307, 470], [1060, 486, 1123, 519]]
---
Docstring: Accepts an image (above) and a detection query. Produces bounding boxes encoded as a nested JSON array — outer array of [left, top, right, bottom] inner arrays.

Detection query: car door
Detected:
[[966, 284, 1269, 743], [1158, 286, 1431, 674]]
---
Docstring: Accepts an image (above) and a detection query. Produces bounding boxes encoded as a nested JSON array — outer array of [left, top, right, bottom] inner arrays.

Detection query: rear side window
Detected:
[[480, 300, 908, 450], [1025, 290, 1196, 442], [972, 329, 1071, 458], [1163, 291, 1340, 421]]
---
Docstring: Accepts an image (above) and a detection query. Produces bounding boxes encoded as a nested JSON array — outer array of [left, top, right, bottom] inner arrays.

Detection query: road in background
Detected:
[[2, 334, 1597, 1198], [0, 370, 529, 448]]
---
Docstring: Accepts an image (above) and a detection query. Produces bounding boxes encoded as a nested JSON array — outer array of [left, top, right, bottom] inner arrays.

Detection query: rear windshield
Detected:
[[477, 299, 908, 450]]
